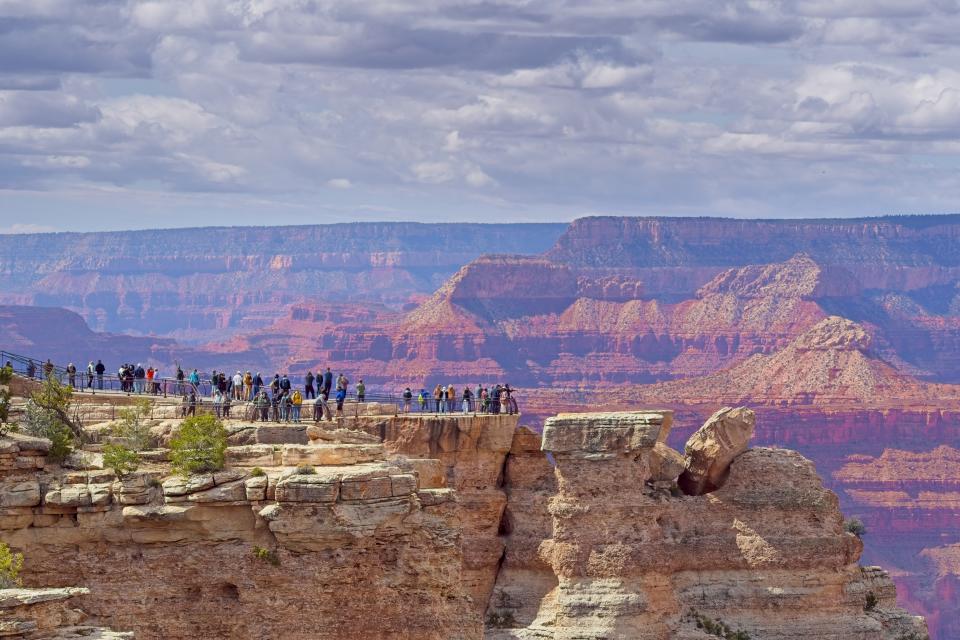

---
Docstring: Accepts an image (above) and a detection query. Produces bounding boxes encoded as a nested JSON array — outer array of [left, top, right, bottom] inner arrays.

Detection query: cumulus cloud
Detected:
[[3, 0, 960, 222]]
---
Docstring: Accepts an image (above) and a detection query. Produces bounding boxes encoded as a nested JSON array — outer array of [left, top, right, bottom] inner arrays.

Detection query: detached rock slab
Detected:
[[541, 411, 673, 455], [678, 406, 756, 495]]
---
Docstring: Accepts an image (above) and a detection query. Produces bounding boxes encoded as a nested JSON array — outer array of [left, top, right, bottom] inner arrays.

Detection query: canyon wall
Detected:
[[0, 223, 566, 339]]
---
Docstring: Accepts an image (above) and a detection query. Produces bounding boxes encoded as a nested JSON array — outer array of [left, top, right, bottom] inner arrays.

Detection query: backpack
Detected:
[[292, 390, 302, 404]]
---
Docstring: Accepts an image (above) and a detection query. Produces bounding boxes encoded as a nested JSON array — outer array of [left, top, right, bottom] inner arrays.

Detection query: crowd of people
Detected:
[[14, 356, 519, 422]]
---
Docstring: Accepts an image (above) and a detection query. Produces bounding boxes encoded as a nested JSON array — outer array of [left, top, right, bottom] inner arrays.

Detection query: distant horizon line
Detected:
[[3, 212, 960, 237]]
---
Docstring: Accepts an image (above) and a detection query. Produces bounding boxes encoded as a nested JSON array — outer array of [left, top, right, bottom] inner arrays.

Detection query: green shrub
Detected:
[[170, 414, 227, 476], [864, 591, 878, 612], [687, 609, 750, 640], [22, 400, 74, 463], [0, 542, 23, 588], [845, 517, 867, 538], [295, 464, 315, 475], [102, 443, 140, 479], [113, 398, 153, 451], [251, 545, 280, 566], [20, 375, 80, 462], [250, 467, 266, 477]]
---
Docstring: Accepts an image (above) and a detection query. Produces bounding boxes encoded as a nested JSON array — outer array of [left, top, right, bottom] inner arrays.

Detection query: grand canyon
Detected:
[[2, 215, 959, 638]]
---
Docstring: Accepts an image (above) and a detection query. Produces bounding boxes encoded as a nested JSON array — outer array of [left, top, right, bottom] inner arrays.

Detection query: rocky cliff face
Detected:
[[487, 411, 926, 639], [0, 426, 479, 639], [0, 399, 927, 640]]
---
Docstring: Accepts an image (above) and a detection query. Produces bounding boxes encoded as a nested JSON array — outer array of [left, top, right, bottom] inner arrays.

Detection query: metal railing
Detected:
[[1, 348, 520, 417]]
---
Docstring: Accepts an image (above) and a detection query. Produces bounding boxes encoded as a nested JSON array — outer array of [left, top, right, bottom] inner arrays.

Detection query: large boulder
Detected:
[[677, 406, 755, 495]]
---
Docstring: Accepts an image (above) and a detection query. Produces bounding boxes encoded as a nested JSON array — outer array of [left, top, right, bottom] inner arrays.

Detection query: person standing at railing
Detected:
[[66, 363, 76, 389], [254, 390, 269, 422], [175, 366, 184, 395], [223, 391, 232, 419], [136, 364, 145, 393], [433, 384, 443, 413], [356, 379, 365, 403], [403, 388, 412, 413], [446, 384, 456, 413], [86, 361, 95, 388], [243, 371, 252, 401], [270, 373, 280, 398], [304, 371, 315, 400], [291, 389, 302, 423], [187, 391, 197, 417], [213, 389, 223, 418], [95, 360, 105, 389], [189, 369, 200, 393], [462, 386, 472, 413], [231, 371, 242, 400], [322, 368, 333, 398], [334, 386, 346, 418], [252, 372, 262, 399], [418, 389, 427, 412]]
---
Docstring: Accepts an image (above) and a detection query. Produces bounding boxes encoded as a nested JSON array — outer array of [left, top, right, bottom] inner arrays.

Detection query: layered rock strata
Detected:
[[0, 426, 479, 640], [0, 587, 130, 639], [487, 411, 927, 639], [346, 413, 519, 611]]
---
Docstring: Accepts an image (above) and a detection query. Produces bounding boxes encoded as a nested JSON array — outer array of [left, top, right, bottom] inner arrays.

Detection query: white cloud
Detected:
[[0, 223, 57, 234], [5, 0, 960, 219]]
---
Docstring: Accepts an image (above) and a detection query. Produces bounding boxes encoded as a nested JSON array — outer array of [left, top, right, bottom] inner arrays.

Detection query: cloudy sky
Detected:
[[2, 0, 960, 232]]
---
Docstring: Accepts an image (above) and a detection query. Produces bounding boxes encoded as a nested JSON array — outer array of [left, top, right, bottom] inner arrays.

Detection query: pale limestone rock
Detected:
[[390, 474, 418, 496], [275, 474, 340, 503], [678, 406, 756, 496], [226, 445, 281, 467], [395, 457, 445, 488], [541, 411, 672, 455], [185, 474, 215, 494], [648, 442, 686, 483], [340, 476, 393, 501], [244, 476, 267, 501], [280, 444, 384, 466], [162, 476, 188, 497], [188, 479, 246, 503], [44, 484, 91, 508], [0, 587, 90, 608], [62, 450, 104, 470], [0, 477, 41, 508]]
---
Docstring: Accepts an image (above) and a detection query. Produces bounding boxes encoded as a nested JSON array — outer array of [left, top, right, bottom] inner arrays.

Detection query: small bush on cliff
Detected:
[[170, 414, 227, 476], [864, 591, 878, 612], [112, 398, 154, 451], [845, 517, 867, 538], [102, 443, 140, 479], [252, 545, 280, 566], [0, 542, 23, 588], [250, 467, 266, 477], [296, 464, 315, 475], [688, 609, 751, 640], [22, 375, 80, 462]]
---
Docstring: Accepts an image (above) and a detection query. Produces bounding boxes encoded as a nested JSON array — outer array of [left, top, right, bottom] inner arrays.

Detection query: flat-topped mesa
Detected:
[[488, 410, 928, 640]]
